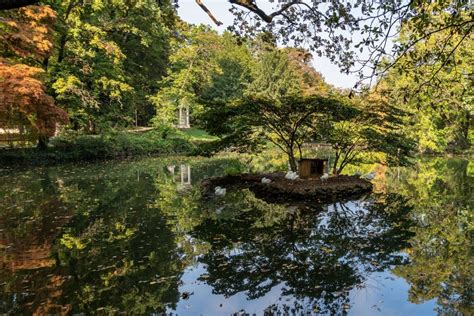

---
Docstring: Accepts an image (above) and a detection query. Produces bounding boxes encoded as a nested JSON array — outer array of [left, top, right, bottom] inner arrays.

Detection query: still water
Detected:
[[0, 155, 472, 315]]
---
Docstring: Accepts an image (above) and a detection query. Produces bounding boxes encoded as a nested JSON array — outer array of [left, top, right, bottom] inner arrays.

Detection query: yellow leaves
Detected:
[[60, 233, 86, 250], [74, 25, 125, 63], [91, 0, 106, 11], [96, 77, 133, 100], [52, 75, 81, 95], [106, 221, 137, 241], [70, 22, 125, 62]]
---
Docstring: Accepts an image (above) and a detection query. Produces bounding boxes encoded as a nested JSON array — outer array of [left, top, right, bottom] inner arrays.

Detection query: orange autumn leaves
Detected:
[[0, 63, 67, 137], [0, 5, 67, 139], [1, 5, 56, 59]]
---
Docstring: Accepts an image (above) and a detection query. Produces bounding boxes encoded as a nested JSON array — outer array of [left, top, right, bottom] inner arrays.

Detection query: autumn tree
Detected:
[[0, 63, 67, 147], [0, 5, 67, 148]]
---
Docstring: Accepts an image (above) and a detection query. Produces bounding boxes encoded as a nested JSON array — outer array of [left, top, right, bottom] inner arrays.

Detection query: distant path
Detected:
[[126, 127, 155, 133]]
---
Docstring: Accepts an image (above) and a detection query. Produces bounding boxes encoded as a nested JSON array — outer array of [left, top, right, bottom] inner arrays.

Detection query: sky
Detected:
[[176, 0, 360, 89]]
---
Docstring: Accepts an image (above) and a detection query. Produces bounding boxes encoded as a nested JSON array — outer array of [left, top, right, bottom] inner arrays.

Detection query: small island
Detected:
[[202, 172, 373, 203]]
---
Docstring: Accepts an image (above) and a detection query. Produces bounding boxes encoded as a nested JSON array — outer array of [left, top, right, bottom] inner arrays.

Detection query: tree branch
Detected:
[[417, 25, 473, 93], [196, 0, 223, 26], [0, 0, 39, 10], [229, 0, 305, 23]]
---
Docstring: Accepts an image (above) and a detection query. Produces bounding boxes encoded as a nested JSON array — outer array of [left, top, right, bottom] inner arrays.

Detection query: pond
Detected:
[[0, 155, 472, 315]]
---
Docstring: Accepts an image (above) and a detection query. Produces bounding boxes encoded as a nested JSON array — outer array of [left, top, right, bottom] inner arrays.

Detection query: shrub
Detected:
[[0, 129, 196, 166]]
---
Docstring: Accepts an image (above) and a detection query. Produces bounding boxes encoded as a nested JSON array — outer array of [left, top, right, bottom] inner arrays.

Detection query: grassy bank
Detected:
[[0, 129, 201, 167]]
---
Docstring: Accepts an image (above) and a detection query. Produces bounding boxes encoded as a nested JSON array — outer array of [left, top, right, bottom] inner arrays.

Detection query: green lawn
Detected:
[[177, 128, 219, 142]]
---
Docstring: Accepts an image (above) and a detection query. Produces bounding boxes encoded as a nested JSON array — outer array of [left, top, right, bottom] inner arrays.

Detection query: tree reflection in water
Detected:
[[193, 190, 415, 314], [0, 163, 186, 314], [0, 157, 250, 314], [0, 157, 471, 315], [386, 158, 473, 315]]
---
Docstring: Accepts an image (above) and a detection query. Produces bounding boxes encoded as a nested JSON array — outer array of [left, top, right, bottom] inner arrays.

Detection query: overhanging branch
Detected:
[[229, 0, 304, 23], [0, 0, 39, 10], [196, 0, 223, 26]]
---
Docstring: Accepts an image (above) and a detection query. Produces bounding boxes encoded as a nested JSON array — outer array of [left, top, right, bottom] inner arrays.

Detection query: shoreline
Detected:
[[201, 172, 374, 203]]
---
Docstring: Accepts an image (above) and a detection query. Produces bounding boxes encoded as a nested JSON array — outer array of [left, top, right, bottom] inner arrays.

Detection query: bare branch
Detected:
[[195, 0, 223, 26], [229, 0, 306, 23]]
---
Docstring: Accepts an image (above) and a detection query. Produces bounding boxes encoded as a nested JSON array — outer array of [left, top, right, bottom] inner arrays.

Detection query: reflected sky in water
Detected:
[[0, 156, 472, 315]]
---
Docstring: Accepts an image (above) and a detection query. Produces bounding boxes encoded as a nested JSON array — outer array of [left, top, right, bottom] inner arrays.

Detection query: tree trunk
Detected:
[[332, 153, 339, 175], [37, 134, 49, 150], [459, 110, 471, 150], [288, 150, 297, 172], [296, 141, 303, 160], [57, 34, 68, 63], [337, 164, 345, 176]]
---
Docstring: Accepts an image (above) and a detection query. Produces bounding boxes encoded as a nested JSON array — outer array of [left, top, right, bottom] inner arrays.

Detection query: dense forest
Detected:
[[0, 0, 472, 167]]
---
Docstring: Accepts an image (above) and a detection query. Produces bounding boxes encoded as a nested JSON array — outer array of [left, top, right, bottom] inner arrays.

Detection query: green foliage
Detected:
[[381, 20, 473, 153], [320, 88, 416, 175], [0, 130, 195, 165], [151, 25, 253, 129], [246, 47, 327, 99], [246, 49, 301, 98], [51, 130, 195, 158], [176, 128, 218, 143], [47, 0, 176, 132], [223, 165, 245, 176], [194, 46, 338, 170], [198, 45, 414, 174]]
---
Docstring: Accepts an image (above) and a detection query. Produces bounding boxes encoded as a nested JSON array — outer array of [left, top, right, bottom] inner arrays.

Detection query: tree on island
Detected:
[[319, 85, 415, 175], [198, 46, 413, 173]]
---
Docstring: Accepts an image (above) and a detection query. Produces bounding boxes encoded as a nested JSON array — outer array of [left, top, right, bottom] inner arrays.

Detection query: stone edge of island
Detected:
[[201, 173, 374, 203]]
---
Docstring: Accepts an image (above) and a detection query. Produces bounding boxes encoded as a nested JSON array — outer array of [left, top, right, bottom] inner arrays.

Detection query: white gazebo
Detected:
[[177, 106, 190, 129], [180, 164, 191, 186]]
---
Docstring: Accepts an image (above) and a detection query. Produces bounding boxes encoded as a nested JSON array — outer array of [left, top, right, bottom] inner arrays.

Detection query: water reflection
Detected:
[[0, 156, 471, 314], [1, 165, 183, 314], [193, 192, 414, 314], [384, 158, 473, 315]]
